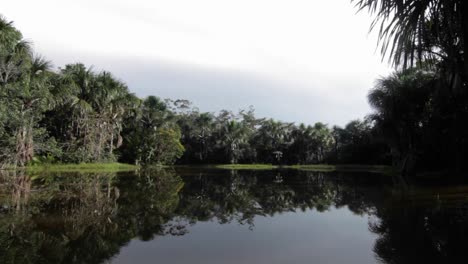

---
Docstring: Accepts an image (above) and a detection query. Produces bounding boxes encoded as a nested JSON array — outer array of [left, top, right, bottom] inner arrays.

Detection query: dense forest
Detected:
[[1, 0, 468, 178], [0, 14, 389, 168]]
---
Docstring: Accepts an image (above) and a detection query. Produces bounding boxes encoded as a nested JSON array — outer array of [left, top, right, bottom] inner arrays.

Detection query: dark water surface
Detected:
[[1, 168, 468, 263]]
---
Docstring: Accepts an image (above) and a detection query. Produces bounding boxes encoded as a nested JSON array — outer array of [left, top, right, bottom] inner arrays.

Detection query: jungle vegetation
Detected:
[[0, 14, 389, 170], [1, 0, 467, 179], [354, 0, 468, 177]]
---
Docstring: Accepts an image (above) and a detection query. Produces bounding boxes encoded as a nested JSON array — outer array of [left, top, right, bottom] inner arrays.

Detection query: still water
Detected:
[[0, 168, 467, 263]]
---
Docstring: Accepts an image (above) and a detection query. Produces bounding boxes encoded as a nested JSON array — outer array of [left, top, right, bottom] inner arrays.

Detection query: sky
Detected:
[[2, 0, 391, 126]]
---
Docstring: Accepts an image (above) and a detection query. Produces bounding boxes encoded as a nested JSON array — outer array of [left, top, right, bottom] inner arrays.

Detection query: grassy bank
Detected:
[[211, 164, 394, 174], [2, 162, 392, 174], [212, 164, 278, 170], [288, 164, 394, 174], [19, 163, 139, 173]]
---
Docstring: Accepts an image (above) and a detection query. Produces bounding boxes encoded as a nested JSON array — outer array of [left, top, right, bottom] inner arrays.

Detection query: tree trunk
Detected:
[[462, 0, 468, 87], [15, 128, 25, 167], [97, 121, 103, 161], [109, 127, 114, 156], [26, 118, 34, 162], [15, 107, 28, 167]]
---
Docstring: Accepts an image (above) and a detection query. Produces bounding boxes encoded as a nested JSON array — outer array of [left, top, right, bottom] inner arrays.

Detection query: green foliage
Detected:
[[354, 0, 468, 177], [0, 16, 55, 167], [330, 119, 389, 165], [0, 13, 392, 170], [118, 96, 184, 165], [140, 127, 185, 165], [353, 0, 467, 75], [366, 67, 468, 175], [44, 63, 135, 163], [0, 16, 188, 167]]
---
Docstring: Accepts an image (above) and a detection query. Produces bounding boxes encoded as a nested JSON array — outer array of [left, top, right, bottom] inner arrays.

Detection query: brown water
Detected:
[[0, 168, 467, 263]]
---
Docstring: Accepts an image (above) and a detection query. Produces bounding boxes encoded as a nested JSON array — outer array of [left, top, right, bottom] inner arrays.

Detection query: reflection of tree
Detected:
[[175, 170, 468, 263], [0, 169, 184, 264], [370, 190, 468, 264], [1, 168, 382, 264], [3, 169, 468, 263], [175, 170, 383, 228], [113, 168, 184, 240]]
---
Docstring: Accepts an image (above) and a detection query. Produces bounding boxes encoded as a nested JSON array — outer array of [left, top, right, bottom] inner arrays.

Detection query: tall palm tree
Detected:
[[0, 15, 32, 86], [94, 71, 133, 156], [0, 15, 22, 49], [192, 112, 215, 161], [216, 120, 249, 164], [50, 64, 135, 162], [311, 122, 333, 163], [0, 15, 54, 167], [368, 68, 435, 174], [253, 119, 293, 164], [3, 55, 54, 167]]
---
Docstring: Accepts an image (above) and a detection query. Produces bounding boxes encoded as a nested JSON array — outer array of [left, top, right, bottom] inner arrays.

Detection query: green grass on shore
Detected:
[[287, 164, 394, 174], [212, 164, 278, 170], [211, 164, 394, 174], [20, 163, 139, 172], [2, 162, 392, 174]]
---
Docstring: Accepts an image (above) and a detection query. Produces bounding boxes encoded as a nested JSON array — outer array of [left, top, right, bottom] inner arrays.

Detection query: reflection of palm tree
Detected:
[[0, 169, 388, 263], [0, 169, 184, 263], [1, 170, 32, 211], [370, 200, 468, 264]]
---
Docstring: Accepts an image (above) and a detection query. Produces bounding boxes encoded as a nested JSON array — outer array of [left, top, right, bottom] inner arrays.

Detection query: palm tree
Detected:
[[94, 71, 133, 157], [192, 112, 215, 161], [0, 15, 22, 48], [311, 123, 333, 163], [58, 64, 95, 141], [353, 1, 466, 67], [353, 0, 468, 86], [0, 16, 58, 167], [216, 120, 249, 164], [15, 56, 54, 166], [368, 68, 435, 175], [0, 16, 32, 85], [0, 54, 54, 167], [355, 1, 468, 174], [253, 119, 293, 164], [128, 96, 184, 165]]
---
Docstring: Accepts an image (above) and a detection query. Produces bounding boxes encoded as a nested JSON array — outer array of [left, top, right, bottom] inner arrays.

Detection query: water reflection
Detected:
[[372, 187, 468, 263], [0, 169, 467, 263]]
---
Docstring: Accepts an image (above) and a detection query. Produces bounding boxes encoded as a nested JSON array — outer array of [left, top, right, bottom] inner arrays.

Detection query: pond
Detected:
[[0, 168, 467, 263]]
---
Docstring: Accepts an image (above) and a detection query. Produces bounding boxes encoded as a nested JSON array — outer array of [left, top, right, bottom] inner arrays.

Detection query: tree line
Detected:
[[175, 105, 389, 165], [0, 14, 389, 168], [2, 0, 468, 178]]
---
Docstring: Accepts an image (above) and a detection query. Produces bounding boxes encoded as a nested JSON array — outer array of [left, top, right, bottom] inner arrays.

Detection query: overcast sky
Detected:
[[2, 0, 391, 126]]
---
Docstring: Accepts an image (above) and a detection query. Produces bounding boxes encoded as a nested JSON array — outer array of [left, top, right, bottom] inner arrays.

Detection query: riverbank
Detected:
[[1, 163, 393, 174], [190, 164, 394, 174], [2, 163, 139, 173]]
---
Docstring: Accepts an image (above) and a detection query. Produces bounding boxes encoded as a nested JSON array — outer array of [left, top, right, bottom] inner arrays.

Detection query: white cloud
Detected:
[[2, 0, 391, 125]]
